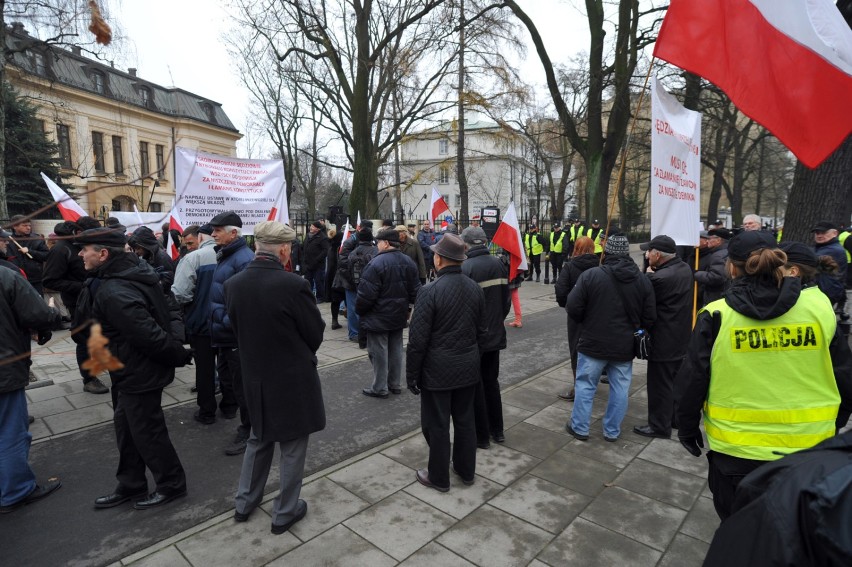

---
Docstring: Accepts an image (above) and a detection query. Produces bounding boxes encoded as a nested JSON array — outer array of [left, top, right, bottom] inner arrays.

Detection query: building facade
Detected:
[[398, 118, 544, 223], [5, 23, 241, 219]]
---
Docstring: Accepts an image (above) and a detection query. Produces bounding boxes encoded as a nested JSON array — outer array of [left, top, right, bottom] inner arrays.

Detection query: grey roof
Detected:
[[5, 25, 239, 132]]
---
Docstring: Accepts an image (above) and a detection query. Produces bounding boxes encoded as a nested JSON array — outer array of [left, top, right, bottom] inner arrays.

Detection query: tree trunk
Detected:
[[0, 2, 8, 221], [349, 1, 374, 218], [783, 134, 852, 243], [456, 0, 469, 225]]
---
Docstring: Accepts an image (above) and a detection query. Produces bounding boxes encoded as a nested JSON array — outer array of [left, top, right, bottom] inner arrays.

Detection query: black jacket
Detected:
[[356, 248, 420, 332], [210, 237, 254, 347], [705, 431, 852, 567], [566, 255, 656, 362], [85, 252, 190, 393], [676, 278, 852, 439], [462, 246, 510, 352], [302, 230, 330, 272], [694, 242, 729, 305], [0, 268, 59, 394], [555, 253, 598, 307], [225, 256, 326, 442], [9, 231, 49, 284], [407, 265, 486, 391], [129, 226, 175, 292], [42, 223, 87, 310], [646, 257, 694, 361]]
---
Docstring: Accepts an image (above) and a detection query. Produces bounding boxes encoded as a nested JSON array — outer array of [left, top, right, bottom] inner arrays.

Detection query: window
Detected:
[[32, 52, 47, 75], [139, 141, 150, 176], [155, 144, 165, 177], [111, 199, 122, 212], [439, 165, 449, 184], [112, 136, 123, 174], [438, 139, 448, 155], [92, 71, 105, 94], [442, 194, 450, 207], [57, 124, 72, 169], [92, 132, 105, 172], [34, 119, 45, 133], [455, 194, 462, 208], [139, 87, 151, 107], [201, 102, 216, 123], [148, 202, 163, 213]]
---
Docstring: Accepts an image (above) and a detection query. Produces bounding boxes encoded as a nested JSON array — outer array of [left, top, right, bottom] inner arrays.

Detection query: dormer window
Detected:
[[201, 102, 216, 123], [92, 70, 105, 94], [140, 86, 151, 107], [32, 52, 47, 75]]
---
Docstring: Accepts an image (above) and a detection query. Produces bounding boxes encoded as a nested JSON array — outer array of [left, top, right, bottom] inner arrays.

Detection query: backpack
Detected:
[[349, 246, 376, 285]]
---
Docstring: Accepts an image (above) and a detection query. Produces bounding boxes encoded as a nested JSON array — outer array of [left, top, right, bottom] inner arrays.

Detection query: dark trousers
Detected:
[[526, 254, 541, 279], [189, 334, 217, 418], [707, 451, 764, 520], [111, 387, 186, 495], [646, 359, 683, 435], [0, 389, 36, 506], [549, 252, 562, 279], [217, 347, 250, 438], [305, 268, 326, 301], [75, 342, 96, 384], [567, 316, 581, 378], [474, 350, 503, 445], [421, 384, 476, 488]]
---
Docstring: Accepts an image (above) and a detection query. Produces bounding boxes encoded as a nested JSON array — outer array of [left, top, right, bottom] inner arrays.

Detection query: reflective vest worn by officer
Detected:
[[702, 288, 840, 461], [550, 231, 565, 254], [840, 230, 850, 264], [586, 227, 603, 254], [524, 232, 543, 257]]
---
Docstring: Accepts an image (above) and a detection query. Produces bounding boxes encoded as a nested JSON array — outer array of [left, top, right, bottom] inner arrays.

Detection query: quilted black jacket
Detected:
[[356, 248, 420, 332], [407, 265, 487, 391], [462, 246, 510, 352]]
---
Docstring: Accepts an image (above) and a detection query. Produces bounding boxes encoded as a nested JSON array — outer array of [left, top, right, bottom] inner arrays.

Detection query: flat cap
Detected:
[[461, 226, 488, 246], [640, 235, 677, 254], [811, 220, 838, 232], [198, 223, 214, 235], [209, 211, 242, 228], [253, 221, 296, 244], [75, 227, 127, 248]]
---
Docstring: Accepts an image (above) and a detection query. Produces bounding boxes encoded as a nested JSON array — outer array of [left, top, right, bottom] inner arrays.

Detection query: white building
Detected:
[[398, 117, 541, 222]]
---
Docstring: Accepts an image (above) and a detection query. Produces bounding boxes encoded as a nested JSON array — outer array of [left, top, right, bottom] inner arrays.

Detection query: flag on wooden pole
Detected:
[[491, 201, 528, 281], [41, 172, 86, 221]]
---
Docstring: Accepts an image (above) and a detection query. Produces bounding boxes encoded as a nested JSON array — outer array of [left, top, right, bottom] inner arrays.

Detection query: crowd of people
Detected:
[[1, 208, 850, 555]]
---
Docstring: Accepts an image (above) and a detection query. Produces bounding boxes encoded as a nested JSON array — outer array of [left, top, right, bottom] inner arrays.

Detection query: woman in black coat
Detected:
[[554, 236, 598, 400], [326, 228, 345, 329]]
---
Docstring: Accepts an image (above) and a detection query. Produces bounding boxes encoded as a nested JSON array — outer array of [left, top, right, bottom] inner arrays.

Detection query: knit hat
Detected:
[[254, 221, 296, 244], [375, 228, 399, 243], [780, 241, 818, 267], [357, 228, 373, 242], [604, 233, 630, 256], [311, 220, 323, 230], [76, 216, 102, 231]]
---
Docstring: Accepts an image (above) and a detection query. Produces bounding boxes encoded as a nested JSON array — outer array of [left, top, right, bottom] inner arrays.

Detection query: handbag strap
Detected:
[[605, 268, 640, 329]]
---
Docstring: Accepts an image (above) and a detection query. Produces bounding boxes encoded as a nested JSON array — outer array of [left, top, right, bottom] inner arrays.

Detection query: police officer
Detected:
[[549, 224, 566, 281], [676, 230, 852, 520], [524, 225, 544, 282], [586, 220, 604, 255]]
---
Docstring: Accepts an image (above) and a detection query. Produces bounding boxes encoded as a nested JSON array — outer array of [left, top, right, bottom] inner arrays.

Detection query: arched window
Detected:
[[111, 195, 136, 212]]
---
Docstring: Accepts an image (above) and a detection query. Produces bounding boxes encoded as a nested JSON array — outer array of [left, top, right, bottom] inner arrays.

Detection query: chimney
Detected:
[[109, 61, 114, 68], [71, 46, 81, 56], [128, 68, 137, 77], [10, 22, 27, 36]]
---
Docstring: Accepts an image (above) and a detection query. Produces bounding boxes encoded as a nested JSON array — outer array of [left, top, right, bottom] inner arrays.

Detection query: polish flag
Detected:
[[654, 0, 852, 168], [429, 186, 450, 223], [267, 185, 290, 224], [491, 201, 528, 281], [339, 217, 350, 252], [41, 172, 86, 221], [166, 203, 184, 260], [356, 211, 362, 231]]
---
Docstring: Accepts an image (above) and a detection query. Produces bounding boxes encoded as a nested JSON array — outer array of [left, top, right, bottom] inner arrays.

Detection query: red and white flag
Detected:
[[429, 186, 450, 222], [356, 211, 362, 231], [654, 0, 852, 168], [266, 186, 290, 224], [166, 203, 184, 261], [41, 172, 86, 221], [491, 201, 528, 281], [339, 217, 351, 252]]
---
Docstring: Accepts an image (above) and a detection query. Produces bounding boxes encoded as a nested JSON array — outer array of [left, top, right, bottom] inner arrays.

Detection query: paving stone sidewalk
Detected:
[[112, 359, 718, 567]]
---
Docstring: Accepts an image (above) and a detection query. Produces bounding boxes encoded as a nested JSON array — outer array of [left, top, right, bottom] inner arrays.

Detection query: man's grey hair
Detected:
[[223, 225, 242, 237], [656, 250, 677, 261], [198, 232, 213, 242], [743, 214, 761, 225]]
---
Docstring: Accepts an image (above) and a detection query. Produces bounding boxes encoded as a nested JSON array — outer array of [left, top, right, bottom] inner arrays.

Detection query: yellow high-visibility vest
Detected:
[[550, 231, 565, 253]]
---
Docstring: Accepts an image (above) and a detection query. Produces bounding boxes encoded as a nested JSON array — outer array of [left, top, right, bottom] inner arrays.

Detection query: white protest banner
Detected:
[[109, 210, 166, 234], [174, 147, 287, 235], [650, 75, 701, 246]]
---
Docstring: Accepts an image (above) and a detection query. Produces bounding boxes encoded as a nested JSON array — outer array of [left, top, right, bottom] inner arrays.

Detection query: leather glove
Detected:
[[679, 432, 705, 457], [407, 383, 420, 396], [37, 330, 52, 345]]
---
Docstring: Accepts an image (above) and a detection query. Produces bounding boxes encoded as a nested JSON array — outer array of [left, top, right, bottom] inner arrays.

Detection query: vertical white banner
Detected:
[[650, 76, 701, 246], [174, 147, 287, 235]]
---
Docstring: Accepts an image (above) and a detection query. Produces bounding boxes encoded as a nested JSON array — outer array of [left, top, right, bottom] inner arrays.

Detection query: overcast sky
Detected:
[[117, 0, 592, 157]]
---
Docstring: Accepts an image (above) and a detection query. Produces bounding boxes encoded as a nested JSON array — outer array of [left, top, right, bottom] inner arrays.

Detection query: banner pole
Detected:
[[601, 57, 656, 265]]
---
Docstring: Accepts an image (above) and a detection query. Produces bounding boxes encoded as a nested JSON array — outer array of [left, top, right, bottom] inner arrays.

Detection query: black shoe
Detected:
[[476, 441, 491, 450], [362, 388, 389, 399], [632, 425, 671, 439], [557, 388, 575, 401], [389, 388, 402, 395], [225, 435, 248, 456], [0, 479, 61, 514], [416, 469, 449, 493], [600, 376, 609, 385], [83, 378, 109, 394], [492, 432, 505, 444], [190, 385, 198, 393], [28, 415, 34, 425], [604, 436, 619, 443], [94, 489, 147, 509], [271, 500, 307, 534], [349, 336, 359, 343], [234, 509, 250, 522], [331, 321, 342, 330], [358, 335, 367, 349], [194, 410, 215, 425], [451, 464, 475, 486], [133, 490, 187, 510], [565, 424, 589, 441], [221, 409, 237, 420]]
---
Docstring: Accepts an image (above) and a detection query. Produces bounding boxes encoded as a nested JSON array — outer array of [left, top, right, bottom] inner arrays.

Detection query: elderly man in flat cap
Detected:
[[225, 221, 326, 535], [76, 228, 193, 510]]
